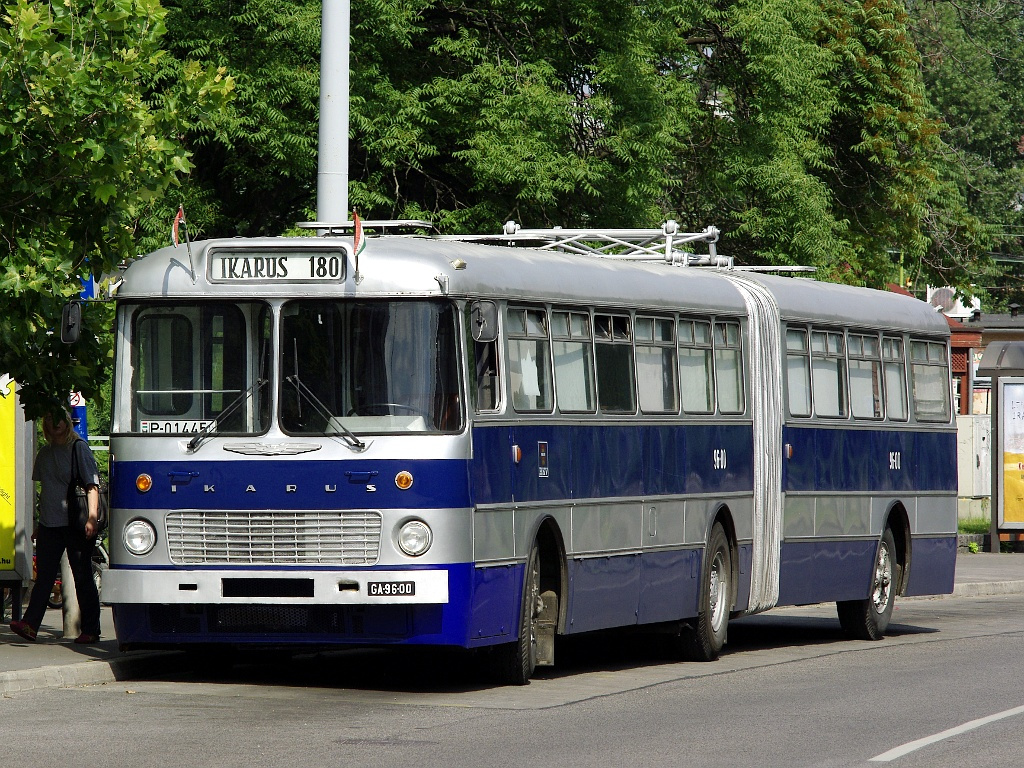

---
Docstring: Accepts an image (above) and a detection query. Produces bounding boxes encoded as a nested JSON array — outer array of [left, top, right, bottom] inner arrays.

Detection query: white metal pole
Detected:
[[317, 0, 350, 223]]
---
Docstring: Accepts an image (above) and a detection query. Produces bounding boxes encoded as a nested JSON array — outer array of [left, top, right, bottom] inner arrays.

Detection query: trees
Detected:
[[0, 0, 232, 417], [815, 0, 989, 288], [907, 0, 1024, 303], [156, 0, 987, 289], [665, 0, 847, 271], [139, 0, 319, 247], [12, 0, 1011, 417], [349, 0, 694, 231]]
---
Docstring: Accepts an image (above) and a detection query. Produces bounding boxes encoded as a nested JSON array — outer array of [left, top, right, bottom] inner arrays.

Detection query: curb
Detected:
[[0, 651, 177, 696], [951, 580, 1024, 598]]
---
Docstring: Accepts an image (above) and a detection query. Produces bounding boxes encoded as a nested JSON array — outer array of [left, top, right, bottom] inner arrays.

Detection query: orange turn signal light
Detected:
[[395, 471, 414, 490], [136, 473, 153, 493]]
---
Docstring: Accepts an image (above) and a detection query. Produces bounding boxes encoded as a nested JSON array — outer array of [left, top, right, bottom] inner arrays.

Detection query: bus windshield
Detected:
[[280, 299, 462, 434], [125, 301, 272, 435]]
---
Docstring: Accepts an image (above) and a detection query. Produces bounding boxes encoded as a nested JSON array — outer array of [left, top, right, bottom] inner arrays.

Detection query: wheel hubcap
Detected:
[[526, 556, 541, 661], [871, 542, 893, 614], [709, 551, 726, 631]]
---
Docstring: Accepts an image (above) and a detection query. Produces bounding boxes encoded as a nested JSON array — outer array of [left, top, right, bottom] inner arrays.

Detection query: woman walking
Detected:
[[9, 411, 101, 643]]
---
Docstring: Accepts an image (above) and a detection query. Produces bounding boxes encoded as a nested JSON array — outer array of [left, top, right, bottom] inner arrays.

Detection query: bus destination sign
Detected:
[[209, 250, 345, 282]]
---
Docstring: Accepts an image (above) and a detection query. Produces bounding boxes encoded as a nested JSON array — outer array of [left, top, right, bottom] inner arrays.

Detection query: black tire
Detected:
[[838, 527, 898, 641], [492, 543, 541, 685], [681, 523, 732, 662]]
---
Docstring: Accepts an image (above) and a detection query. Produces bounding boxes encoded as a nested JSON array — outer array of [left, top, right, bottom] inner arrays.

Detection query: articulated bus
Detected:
[[102, 223, 956, 684]]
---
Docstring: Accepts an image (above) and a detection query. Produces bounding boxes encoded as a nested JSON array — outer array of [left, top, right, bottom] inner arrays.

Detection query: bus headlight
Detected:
[[124, 519, 157, 556], [397, 520, 432, 557]]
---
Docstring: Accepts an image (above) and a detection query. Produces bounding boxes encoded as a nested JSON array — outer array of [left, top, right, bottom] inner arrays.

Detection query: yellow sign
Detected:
[[1004, 454, 1024, 525], [0, 375, 15, 569], [1004, 382, 1024, 526]]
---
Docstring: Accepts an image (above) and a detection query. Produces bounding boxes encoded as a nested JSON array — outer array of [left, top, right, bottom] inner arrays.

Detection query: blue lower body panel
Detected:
[[777, 535, 957, 606], [112, 562, 521, 650], [778, 539, 877, 605], [904, 535, 957, 596], [565, 549, 703, 633]]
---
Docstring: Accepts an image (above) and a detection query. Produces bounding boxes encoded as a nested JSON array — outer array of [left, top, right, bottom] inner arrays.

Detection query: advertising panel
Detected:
[[0, 375, 16, 568], [1000, 379, 1024, 527]]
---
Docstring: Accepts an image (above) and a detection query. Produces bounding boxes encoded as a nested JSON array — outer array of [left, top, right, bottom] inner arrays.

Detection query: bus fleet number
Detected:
[[309, 255, 341, 278], [713, 449, 727, 470]]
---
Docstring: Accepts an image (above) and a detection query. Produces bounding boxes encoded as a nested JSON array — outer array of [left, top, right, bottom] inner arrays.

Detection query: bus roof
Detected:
[[117, 236, 949, 337]]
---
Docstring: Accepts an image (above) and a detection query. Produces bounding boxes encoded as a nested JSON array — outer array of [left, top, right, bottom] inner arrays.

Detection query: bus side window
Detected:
[[848, 333, 883, 419], [785, 327, 811, 417], [811, 329, 847, 418], [595, 313, 636, 413], [883, 336, 908, 421], [551, 309, 596, 412], [715, 320, 744, 414], [636, 315, 678, 414], [508, 306, 553, 412], [910, 339, 951, 422], [469, 331, 500, 413], [680, 319, 714, 414]]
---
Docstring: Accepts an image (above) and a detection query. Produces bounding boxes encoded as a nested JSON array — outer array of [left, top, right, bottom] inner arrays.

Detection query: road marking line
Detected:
[[871, 704, 1024, 761]]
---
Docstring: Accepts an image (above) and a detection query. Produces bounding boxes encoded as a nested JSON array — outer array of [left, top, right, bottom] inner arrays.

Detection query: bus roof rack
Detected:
[[440, 220, 734, 267], [296, 219, 435, 236], [440, 221, 729, 268], [441, 221, 816, 272]]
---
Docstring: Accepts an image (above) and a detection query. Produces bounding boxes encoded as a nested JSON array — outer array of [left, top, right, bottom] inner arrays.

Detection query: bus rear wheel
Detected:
[[837, 527, 898, 641], [492, 543, 542, 685], [678, 523, 731, 662]]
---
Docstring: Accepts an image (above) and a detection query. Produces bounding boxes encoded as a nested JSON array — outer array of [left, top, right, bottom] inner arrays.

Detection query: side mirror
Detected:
[[60, 301, 82, 344], [470, 300, 498, 343]]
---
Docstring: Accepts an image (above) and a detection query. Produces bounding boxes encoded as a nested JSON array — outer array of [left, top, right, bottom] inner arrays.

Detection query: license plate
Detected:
[[368, 581, 415, 597]]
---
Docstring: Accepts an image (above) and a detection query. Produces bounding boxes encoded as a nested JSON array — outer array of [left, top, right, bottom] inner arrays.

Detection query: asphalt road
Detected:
[[3, 593, 1023, 768]]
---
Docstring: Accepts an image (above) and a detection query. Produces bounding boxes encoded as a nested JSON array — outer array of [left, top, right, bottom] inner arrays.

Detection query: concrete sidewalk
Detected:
[[3, 552, 1024, 695]]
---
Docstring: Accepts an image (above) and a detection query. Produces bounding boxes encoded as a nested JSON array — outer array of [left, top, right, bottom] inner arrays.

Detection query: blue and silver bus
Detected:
[[102, 223, 956, 684]]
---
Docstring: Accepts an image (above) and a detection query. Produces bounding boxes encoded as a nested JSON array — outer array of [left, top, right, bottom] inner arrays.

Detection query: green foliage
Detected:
[[155, 0, 987, 289], [0, 0, 233, 418], [135, 0, 320, 248], [908, 0, 1024, 302], [667, 0, 847, 270], [351, 0, 687, 231], [959, 516, 991, 535]]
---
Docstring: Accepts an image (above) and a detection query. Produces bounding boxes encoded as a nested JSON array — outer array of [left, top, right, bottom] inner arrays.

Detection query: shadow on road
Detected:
[[138, 608, 939, 693]]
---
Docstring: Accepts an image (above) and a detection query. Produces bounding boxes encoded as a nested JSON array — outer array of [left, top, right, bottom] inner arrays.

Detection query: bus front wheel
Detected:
[[837, 527, 898, 641], [492, 543, 542, 685]]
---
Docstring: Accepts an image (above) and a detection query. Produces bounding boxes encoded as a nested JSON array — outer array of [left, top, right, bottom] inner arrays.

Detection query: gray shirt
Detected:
[[33, 438, 101, 528]]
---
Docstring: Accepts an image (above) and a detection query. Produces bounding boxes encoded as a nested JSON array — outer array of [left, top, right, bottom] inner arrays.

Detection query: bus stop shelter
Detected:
[[977, 341, 1024, 552]]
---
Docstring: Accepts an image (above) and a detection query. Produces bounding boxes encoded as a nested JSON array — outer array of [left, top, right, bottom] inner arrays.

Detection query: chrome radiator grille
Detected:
[[165, 510, 382, 565]]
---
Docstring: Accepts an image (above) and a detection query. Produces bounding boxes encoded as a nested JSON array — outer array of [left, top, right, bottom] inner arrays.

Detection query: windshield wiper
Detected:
[[284, 374, 367, 451], [186, 378, 267, 453]]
